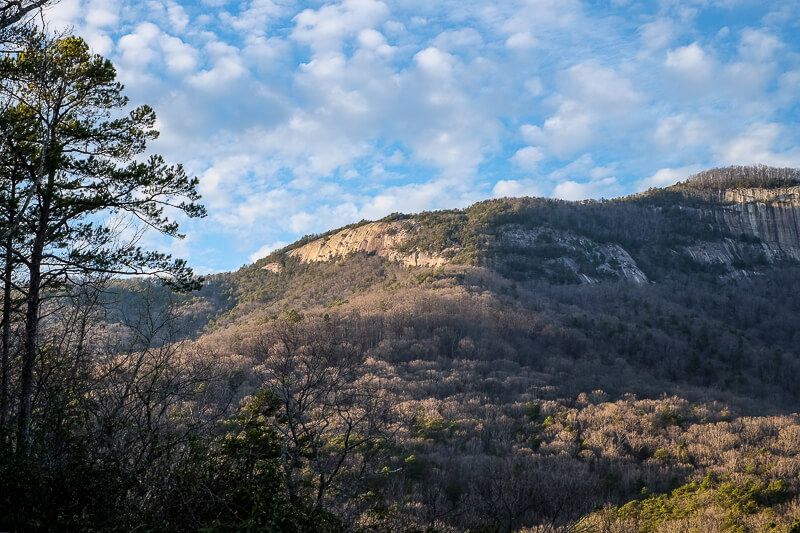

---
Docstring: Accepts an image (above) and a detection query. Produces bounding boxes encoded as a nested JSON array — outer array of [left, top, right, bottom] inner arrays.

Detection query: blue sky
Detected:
[[44, 0, 800, 272]]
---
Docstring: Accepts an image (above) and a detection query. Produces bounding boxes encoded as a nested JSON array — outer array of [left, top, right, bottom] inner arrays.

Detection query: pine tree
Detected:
[[0, 32, 206, 452]]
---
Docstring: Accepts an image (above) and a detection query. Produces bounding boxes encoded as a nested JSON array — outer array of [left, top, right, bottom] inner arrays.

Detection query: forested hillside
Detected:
[[57, 164, 800, 531]]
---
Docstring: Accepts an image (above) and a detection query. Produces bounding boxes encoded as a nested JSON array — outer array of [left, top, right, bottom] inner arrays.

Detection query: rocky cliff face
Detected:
[[489, 224, 649, 284], [676, 185, 800, 272], [713, 187, 800, 261], [263, 220, 450, 272]]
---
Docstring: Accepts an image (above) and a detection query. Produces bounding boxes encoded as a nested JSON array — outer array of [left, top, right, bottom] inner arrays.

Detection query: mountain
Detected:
[[255, 164, 800, 284], [112, 165, 800, 531]]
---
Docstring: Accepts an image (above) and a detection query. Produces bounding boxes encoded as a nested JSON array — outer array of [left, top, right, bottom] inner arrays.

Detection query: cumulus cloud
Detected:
[[85, 0, 119, 27], [512, 146, 545, 170], [292, 0, 390, 55], [738, 28, 782, 61], [189, 41, 247, 90], [528, 62, 641, 158], [414, 47, 456, 76], [635, 165, 702, 191], [220, 0, 283, 34], [492, 179, 541, 198], [716, 123, 800, 167], [664, 42, 715, 91], [116, 22, 201, 84], [552, 177, 622, 201], [653, 114, 712, 150], [117, 23, 161, 69]]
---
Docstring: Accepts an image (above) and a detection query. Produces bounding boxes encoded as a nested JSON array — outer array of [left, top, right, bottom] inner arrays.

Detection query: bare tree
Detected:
[[0, 1, 53, 31], [249, 316, 396, 514], [75, 283, 231, 517]]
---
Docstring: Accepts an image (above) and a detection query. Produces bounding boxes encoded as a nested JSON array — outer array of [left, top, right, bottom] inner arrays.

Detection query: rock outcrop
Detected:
[[676, 185, 800, 271], [282, 220, 450, 268], [491, 224, 649, 284], [713, 187, 800, 261]]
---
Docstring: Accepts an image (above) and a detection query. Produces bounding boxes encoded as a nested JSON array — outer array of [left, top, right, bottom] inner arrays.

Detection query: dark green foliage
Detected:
[[0, 390, 343, 532], [0, 34, 206, 290]]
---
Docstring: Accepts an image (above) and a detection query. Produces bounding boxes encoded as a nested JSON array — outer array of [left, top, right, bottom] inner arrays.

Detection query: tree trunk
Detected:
[[16, 164, 50, 453], [0, 230, 13, 434], [16, 96, 58, 453], [16, 231, 41, 453], [0, 179, 16, 435]]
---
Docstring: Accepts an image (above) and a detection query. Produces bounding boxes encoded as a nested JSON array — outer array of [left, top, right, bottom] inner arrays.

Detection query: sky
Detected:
[[41, 0, 800, 272]]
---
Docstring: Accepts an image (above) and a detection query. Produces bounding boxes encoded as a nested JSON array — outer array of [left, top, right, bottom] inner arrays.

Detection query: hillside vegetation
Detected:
[[5, 165, 800, 531]]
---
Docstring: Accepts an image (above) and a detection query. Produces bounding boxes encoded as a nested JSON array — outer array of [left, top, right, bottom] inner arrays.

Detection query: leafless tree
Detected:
[[82, 284, 230, 508], [249, 316, 396, 514], [0, 1, 54, 31]]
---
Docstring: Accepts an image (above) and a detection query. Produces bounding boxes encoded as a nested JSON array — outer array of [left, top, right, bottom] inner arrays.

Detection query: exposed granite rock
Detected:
[[285, 220, 450, 268], [669, 185, 800, 274], [262, 262, 283, 273], [712, 187, 800, 261], [491, 224, 649, 284]]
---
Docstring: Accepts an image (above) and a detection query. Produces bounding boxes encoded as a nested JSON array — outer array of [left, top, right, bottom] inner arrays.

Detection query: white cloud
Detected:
[[432, 28, 483, 51], [414, 47, 455, 76], [220, 0, 282, 34], [653, 113, 712, 149], [249, 241, 289, 262], [552, 176, 621, 201], [664, 42, 715, 91], [505, 31, 537, 50], [289, 211, 316, 233], [639, 19, 676, 50], [81, 27, 114, 55], [492, 179, 541, 198], [85, 0, 119, 27], [161, 35, 199, 73], [531, 62, 641, 158], [189, 41, 247, 89], [117, 22, 201, 81], [511, 146, 544, 170], [738, 28, 782, 61], [358, 28, 393, 55], [494, 0, 583, 36], [716, 123, 800, 167], [635, 165, 702, 191], [356, 178, 479, 221], [165, 2, 190, 32], [43, 0, 82, 27], [665, 42, 711, 73], [539, 103, 594, 157], [292, 0, 390, 55], [117, 23, 161, 69]]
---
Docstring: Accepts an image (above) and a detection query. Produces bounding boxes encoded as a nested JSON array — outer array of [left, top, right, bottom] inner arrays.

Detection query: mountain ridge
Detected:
[[257, 165, 800, 285]]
